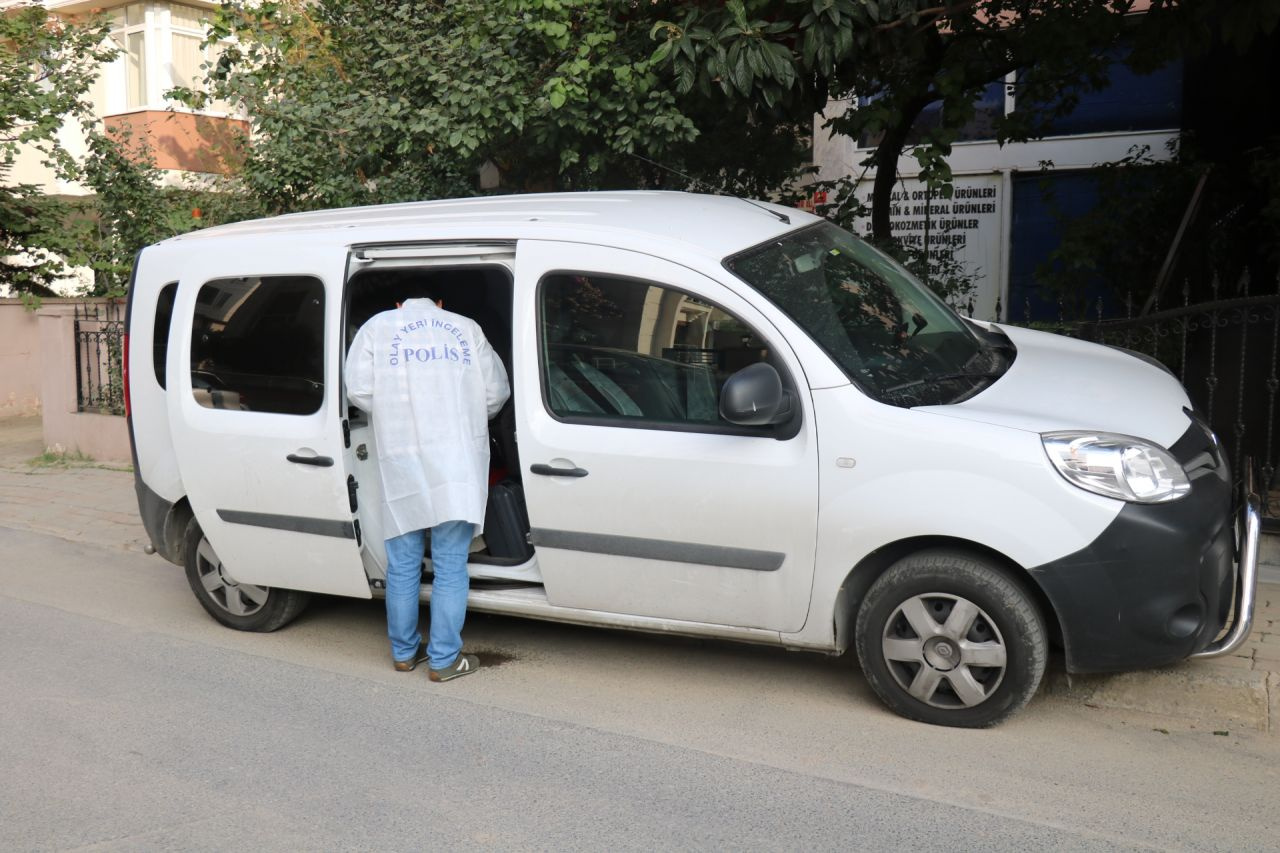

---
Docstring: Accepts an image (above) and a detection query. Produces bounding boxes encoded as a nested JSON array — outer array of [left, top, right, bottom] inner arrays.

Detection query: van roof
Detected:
[[162, 191, 822, 260]]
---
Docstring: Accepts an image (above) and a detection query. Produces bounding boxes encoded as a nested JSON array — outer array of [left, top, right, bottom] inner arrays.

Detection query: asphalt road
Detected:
[[2, 527, 1278, 851]]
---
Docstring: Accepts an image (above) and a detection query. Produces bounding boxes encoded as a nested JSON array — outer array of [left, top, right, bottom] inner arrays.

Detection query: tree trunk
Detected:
[[868, 23, 948, 244], [870, 93, 934, 244]]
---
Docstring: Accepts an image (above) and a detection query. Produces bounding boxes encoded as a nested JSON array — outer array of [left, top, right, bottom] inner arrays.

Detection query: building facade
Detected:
[[7, 1, 244, 198], [4, 0, 247, 295], [812, 52, 1184, 322]]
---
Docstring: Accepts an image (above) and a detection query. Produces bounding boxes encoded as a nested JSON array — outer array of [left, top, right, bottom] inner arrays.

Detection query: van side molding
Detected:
[[217, 509, 356, 540], [528, 528, 784, 572]]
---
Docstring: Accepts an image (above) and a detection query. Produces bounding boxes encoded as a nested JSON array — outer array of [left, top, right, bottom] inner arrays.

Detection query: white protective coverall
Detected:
[[345, 299, 510, 538]]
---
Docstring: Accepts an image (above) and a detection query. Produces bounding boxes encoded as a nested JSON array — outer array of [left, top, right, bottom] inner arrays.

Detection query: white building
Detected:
[[5, 1, 243, 293], [813, 57, 1184, 322], [8, 0, 242, 189]]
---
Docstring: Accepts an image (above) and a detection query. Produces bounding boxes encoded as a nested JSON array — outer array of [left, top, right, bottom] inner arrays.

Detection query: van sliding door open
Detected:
[[340, 245, 522, 581]]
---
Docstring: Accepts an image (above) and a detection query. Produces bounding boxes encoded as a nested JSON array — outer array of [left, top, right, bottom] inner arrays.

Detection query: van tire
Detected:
[[183, 519, 310, 632], [854, 550, 1046, 728]]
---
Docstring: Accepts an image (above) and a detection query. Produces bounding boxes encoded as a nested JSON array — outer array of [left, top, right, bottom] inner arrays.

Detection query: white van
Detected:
[[125, 192, 1259, 727]]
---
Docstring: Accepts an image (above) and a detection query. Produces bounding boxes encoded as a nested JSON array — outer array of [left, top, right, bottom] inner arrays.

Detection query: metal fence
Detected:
[[1007, 272, 1278, 516], [74, 301, 125, 416]]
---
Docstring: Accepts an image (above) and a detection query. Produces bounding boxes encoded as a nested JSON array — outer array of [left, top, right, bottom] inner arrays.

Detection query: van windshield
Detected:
[[726, 222, 1003, 407]]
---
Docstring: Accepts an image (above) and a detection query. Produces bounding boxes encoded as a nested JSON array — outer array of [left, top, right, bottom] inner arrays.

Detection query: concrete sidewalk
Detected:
[[0, 418, 147, 553], [0, 415, 1277, 732]]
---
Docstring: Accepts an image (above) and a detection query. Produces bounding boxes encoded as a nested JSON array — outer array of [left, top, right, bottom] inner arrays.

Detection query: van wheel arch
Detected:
[[182, 518, 310, 632], [856, 549, 1048, 727], [156, 496, 194, 566], [834, 536, 1062, 655]]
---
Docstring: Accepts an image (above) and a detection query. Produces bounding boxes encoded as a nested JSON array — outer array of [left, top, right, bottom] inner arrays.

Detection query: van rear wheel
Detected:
[[855, 550, 1047, 728], [183, 520, 310, 632]]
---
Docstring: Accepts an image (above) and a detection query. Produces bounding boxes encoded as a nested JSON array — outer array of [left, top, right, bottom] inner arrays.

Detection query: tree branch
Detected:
[[876, 1, 983, 33]]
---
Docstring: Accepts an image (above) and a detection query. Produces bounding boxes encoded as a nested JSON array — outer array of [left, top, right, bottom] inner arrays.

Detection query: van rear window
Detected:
[[153, 282, 177, 388], [190, 276, 325, 415]]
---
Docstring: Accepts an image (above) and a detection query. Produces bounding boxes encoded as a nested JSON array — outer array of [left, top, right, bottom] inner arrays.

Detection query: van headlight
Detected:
[[1041, 431, 1191, 503]]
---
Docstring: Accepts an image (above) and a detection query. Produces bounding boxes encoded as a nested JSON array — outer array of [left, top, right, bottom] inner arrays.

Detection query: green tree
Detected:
[[1037, 141, 1280, 319], [0, 5, 116, 294], [70, 126, 231, 296], [175, 0, 814, 212], [652, 0, 1280, 243]]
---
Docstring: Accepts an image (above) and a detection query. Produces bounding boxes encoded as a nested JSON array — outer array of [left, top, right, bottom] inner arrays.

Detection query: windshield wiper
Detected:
[[883, 371, 1004, 395]]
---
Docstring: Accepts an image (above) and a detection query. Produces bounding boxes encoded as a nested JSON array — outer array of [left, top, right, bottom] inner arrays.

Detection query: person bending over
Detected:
[[345, 290, 510, 681]]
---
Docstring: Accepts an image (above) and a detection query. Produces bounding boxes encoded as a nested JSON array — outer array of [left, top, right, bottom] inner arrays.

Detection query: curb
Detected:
[[1044, 662, 1273, 733]]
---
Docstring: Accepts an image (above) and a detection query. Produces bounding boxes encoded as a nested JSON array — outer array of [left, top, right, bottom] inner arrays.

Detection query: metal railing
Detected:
[[1006, 272, 1279, 516], [74, 301, 125, 416]]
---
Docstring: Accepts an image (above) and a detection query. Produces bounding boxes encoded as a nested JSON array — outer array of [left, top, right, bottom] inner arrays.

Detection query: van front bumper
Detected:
[[1028, 433, 1259, 674], [1190, 469, 1260, 660]]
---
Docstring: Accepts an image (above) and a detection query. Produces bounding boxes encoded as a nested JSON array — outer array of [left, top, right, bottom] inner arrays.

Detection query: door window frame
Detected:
[[339, 258, 518, 426], [189, 273, 328, 417], [534, 270, 802, 440]]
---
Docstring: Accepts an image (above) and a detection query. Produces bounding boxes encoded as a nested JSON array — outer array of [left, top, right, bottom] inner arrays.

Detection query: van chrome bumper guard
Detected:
[[1191, 459, 1261, 659]]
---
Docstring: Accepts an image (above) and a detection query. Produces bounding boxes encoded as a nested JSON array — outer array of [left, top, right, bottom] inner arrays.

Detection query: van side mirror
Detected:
[[719, 363, 792, 426]]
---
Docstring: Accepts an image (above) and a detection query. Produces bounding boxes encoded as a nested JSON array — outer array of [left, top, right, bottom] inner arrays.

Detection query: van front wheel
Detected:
[[855, 550, 1047, 728], [183, 520, 310, 632]]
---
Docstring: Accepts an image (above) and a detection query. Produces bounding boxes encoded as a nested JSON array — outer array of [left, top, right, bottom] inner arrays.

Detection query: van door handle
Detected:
[[530, 463, 588, 478], [287, 453, 334, 467]]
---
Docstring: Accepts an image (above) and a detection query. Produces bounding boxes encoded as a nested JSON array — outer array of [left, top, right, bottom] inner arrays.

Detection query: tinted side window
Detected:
[[190, 276, 325, 415], [153, 282, 178, 389], [539, 274, 770, 427]]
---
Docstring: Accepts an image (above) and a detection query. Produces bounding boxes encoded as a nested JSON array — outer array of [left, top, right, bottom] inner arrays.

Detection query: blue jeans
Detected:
[[384, 520, 475, 669]]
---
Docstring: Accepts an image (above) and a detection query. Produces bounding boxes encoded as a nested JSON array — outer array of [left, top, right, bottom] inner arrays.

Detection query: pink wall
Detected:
[[0, 298, 131, 462], [38, 301, 131, 463], [0, 301, 42, 418]]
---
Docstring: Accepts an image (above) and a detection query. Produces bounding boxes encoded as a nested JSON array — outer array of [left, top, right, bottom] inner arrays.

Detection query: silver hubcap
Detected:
[[881, 593, 1007, 709], [195, 537, 269, 617]]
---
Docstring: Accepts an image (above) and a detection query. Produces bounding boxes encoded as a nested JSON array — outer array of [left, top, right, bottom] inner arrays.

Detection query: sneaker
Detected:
[[429, 652, 479, 682], [393, 642, 428, 673]]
